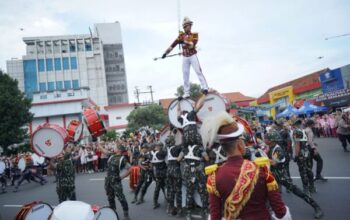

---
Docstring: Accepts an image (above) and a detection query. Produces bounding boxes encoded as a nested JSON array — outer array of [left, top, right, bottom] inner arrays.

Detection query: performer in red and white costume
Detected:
[[162, 17, 209, 98]]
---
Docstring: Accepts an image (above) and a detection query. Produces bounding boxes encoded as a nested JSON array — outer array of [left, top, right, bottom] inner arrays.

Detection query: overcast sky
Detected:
[[0, 0, 349, 102]]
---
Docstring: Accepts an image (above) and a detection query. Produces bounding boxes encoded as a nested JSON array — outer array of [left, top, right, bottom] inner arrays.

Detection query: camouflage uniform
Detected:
[[165, 136, 183, 215], [276, 126, 293, 178], [178, 110, 209, 219], [14, 159, 39, 192], [150, 143, 167, 208], [132, 150, 153, 204], [0, 173, 6, 193], [56, 153, 76, 203], [105, 153, 130, 219], [293, 128, 316, 195], [266, 131, 323, 219]]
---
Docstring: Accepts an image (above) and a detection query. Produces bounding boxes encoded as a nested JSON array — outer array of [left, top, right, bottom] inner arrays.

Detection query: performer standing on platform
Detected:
[[265, 130, 323, 219], [162, 17, 209, 98], [201, 112, 290, 220], [56, 147, 76, 203], [177, 94, 209, 220], [102, 144, 131, 220]]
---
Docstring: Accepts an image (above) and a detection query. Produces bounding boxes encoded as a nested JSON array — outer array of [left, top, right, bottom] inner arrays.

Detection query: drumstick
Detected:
[[153, 52, 182, 61]]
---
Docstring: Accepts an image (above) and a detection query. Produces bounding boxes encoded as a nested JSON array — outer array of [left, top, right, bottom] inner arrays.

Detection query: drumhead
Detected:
[[93, 207, 119, 220], [32, 153, 45, 166], [18, 158, 26, 172], [74, 123, 84, 142], [168, 99, 194, 128], [32, 127, 65, 158], [0, 161, 5, 174], [50, 201, 94, 220], [24, 203, 53, 220], [197, 94, 227, 122]]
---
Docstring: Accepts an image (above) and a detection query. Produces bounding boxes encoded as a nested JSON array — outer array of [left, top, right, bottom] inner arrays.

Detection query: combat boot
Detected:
[[153, 202, 160, 209], [314, 207, 324, 219], [186, 210, 192, 220], [201, 209, 208, 219], [136, 195, 144, 205], [131, 195, 138, 204], [176, 207, 183, 218], [166, 204, 172, 215], [123, 211, 131, 220]]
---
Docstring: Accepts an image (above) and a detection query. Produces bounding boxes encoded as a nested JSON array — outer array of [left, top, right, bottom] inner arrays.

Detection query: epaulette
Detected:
[[253, 157, 270, 168], [205, 164, 218, 175]]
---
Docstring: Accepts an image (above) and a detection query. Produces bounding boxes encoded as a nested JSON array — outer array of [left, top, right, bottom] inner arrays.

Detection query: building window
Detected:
[[85, 44, 92, 51], [63, 57, 69, 70], [38, 59, 45, 72], [70, 42, 76, 52], [48, 82, 55, 91], [72, 80, 79, 89], [23, 59, 38, 98], [39, 82, 47, 92], [46, 59, 53, 71], [116, 116, 122, 120], [40, 95, 47, 99], [70, 57, 77, 70], [56, 81, 63, 90], [64, 80, 72, 89], [54, 58, 61, 70]]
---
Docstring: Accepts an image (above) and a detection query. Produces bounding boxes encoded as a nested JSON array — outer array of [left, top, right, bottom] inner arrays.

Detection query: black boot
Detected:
[[136, 195, 144, 205], [153, 202, 160, 209], [186, 210, 192, 220], [123, 211, 131, 220], [176, 207, 183, 218], [166, 204, 173, 215], [314, 175, 328, 182], [201, 209, 208, 219], [314, 207, 324, 219], [131, 195, 138, 204]]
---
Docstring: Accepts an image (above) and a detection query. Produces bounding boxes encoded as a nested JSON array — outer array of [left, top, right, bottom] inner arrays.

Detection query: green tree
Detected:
[[102, 129, 119, 141], [127, 104, 167, 130], [0, 71, 33, 154], [175, 83, 202, 100]]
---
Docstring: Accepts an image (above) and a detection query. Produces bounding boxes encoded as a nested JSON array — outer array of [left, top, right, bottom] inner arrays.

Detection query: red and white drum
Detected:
[[83, 108, 106, 139], [15, 201, 53, 220], [49, 201, 94, 220], [67, 120, 84, 142], [31, 123, 68, 158], [168, 99, 194, 128], [197, 93, 230, 122], [32, 153, 45, 166], [129, 165, 140, 191], [93, 207, 119, 220]]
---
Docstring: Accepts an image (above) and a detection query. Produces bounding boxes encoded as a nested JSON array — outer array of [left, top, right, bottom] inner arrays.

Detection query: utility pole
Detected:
[[134, 86, 155, 105]]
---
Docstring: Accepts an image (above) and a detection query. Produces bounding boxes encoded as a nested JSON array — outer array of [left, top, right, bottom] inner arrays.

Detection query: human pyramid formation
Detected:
[[8, 17, 326, 220]]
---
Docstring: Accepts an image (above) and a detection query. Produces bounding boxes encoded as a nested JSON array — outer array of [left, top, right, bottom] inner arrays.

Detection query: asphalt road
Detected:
[[0, 137, 349, 220]]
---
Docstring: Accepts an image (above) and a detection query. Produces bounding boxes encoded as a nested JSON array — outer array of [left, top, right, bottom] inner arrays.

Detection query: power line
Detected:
[[325, 32, 350, 40]]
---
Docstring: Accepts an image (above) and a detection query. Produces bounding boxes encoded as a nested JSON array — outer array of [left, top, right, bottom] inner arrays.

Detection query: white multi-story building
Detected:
[[6, 22, 129, 106]]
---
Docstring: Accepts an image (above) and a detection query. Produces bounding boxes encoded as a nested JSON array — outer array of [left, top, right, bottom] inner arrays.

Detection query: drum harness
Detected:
[[180, 114, 196, 128], [212, 146, 227, 164], [167, 146, 177, 161], [151, 151, 164, 163]]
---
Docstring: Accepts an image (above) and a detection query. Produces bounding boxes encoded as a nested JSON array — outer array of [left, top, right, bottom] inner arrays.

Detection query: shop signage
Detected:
[[316, 88, 350, 102]]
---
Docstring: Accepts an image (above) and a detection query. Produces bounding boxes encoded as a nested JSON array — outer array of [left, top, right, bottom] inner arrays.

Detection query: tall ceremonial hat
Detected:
[[200, 111, 244, 149], [182, 16, 193, 27]]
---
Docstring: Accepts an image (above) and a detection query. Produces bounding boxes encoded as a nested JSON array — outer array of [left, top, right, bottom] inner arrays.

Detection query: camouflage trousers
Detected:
[[183, 161, 208, 210], [134, 169, 153, 198], [105, 177, 128, 211], [166, 163, 182, 208], [0, 175, 6, 192], [296, 155, 315, 192], [153, 166, 167, 204], [56, 185, 76, 203], [272, 166, 320, 209]]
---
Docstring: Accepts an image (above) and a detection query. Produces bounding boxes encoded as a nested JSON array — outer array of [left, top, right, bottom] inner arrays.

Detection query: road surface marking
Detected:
[[291, 176, 350, 180]]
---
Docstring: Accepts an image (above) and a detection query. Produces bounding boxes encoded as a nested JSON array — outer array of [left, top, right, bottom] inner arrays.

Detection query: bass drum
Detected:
[[18, 158, 26, 172], [49, 201, 94, 220], [67, 120, 84, 142], [83, 108, 106, 140], [168, 99, 194, 128], [197, 93, 230, 122], [93, 207, 119, 220], [31, 123, 68, 158], [31, 153, 45, 166], [0, 160, 5, 174], [15, 201, 53, 220]]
